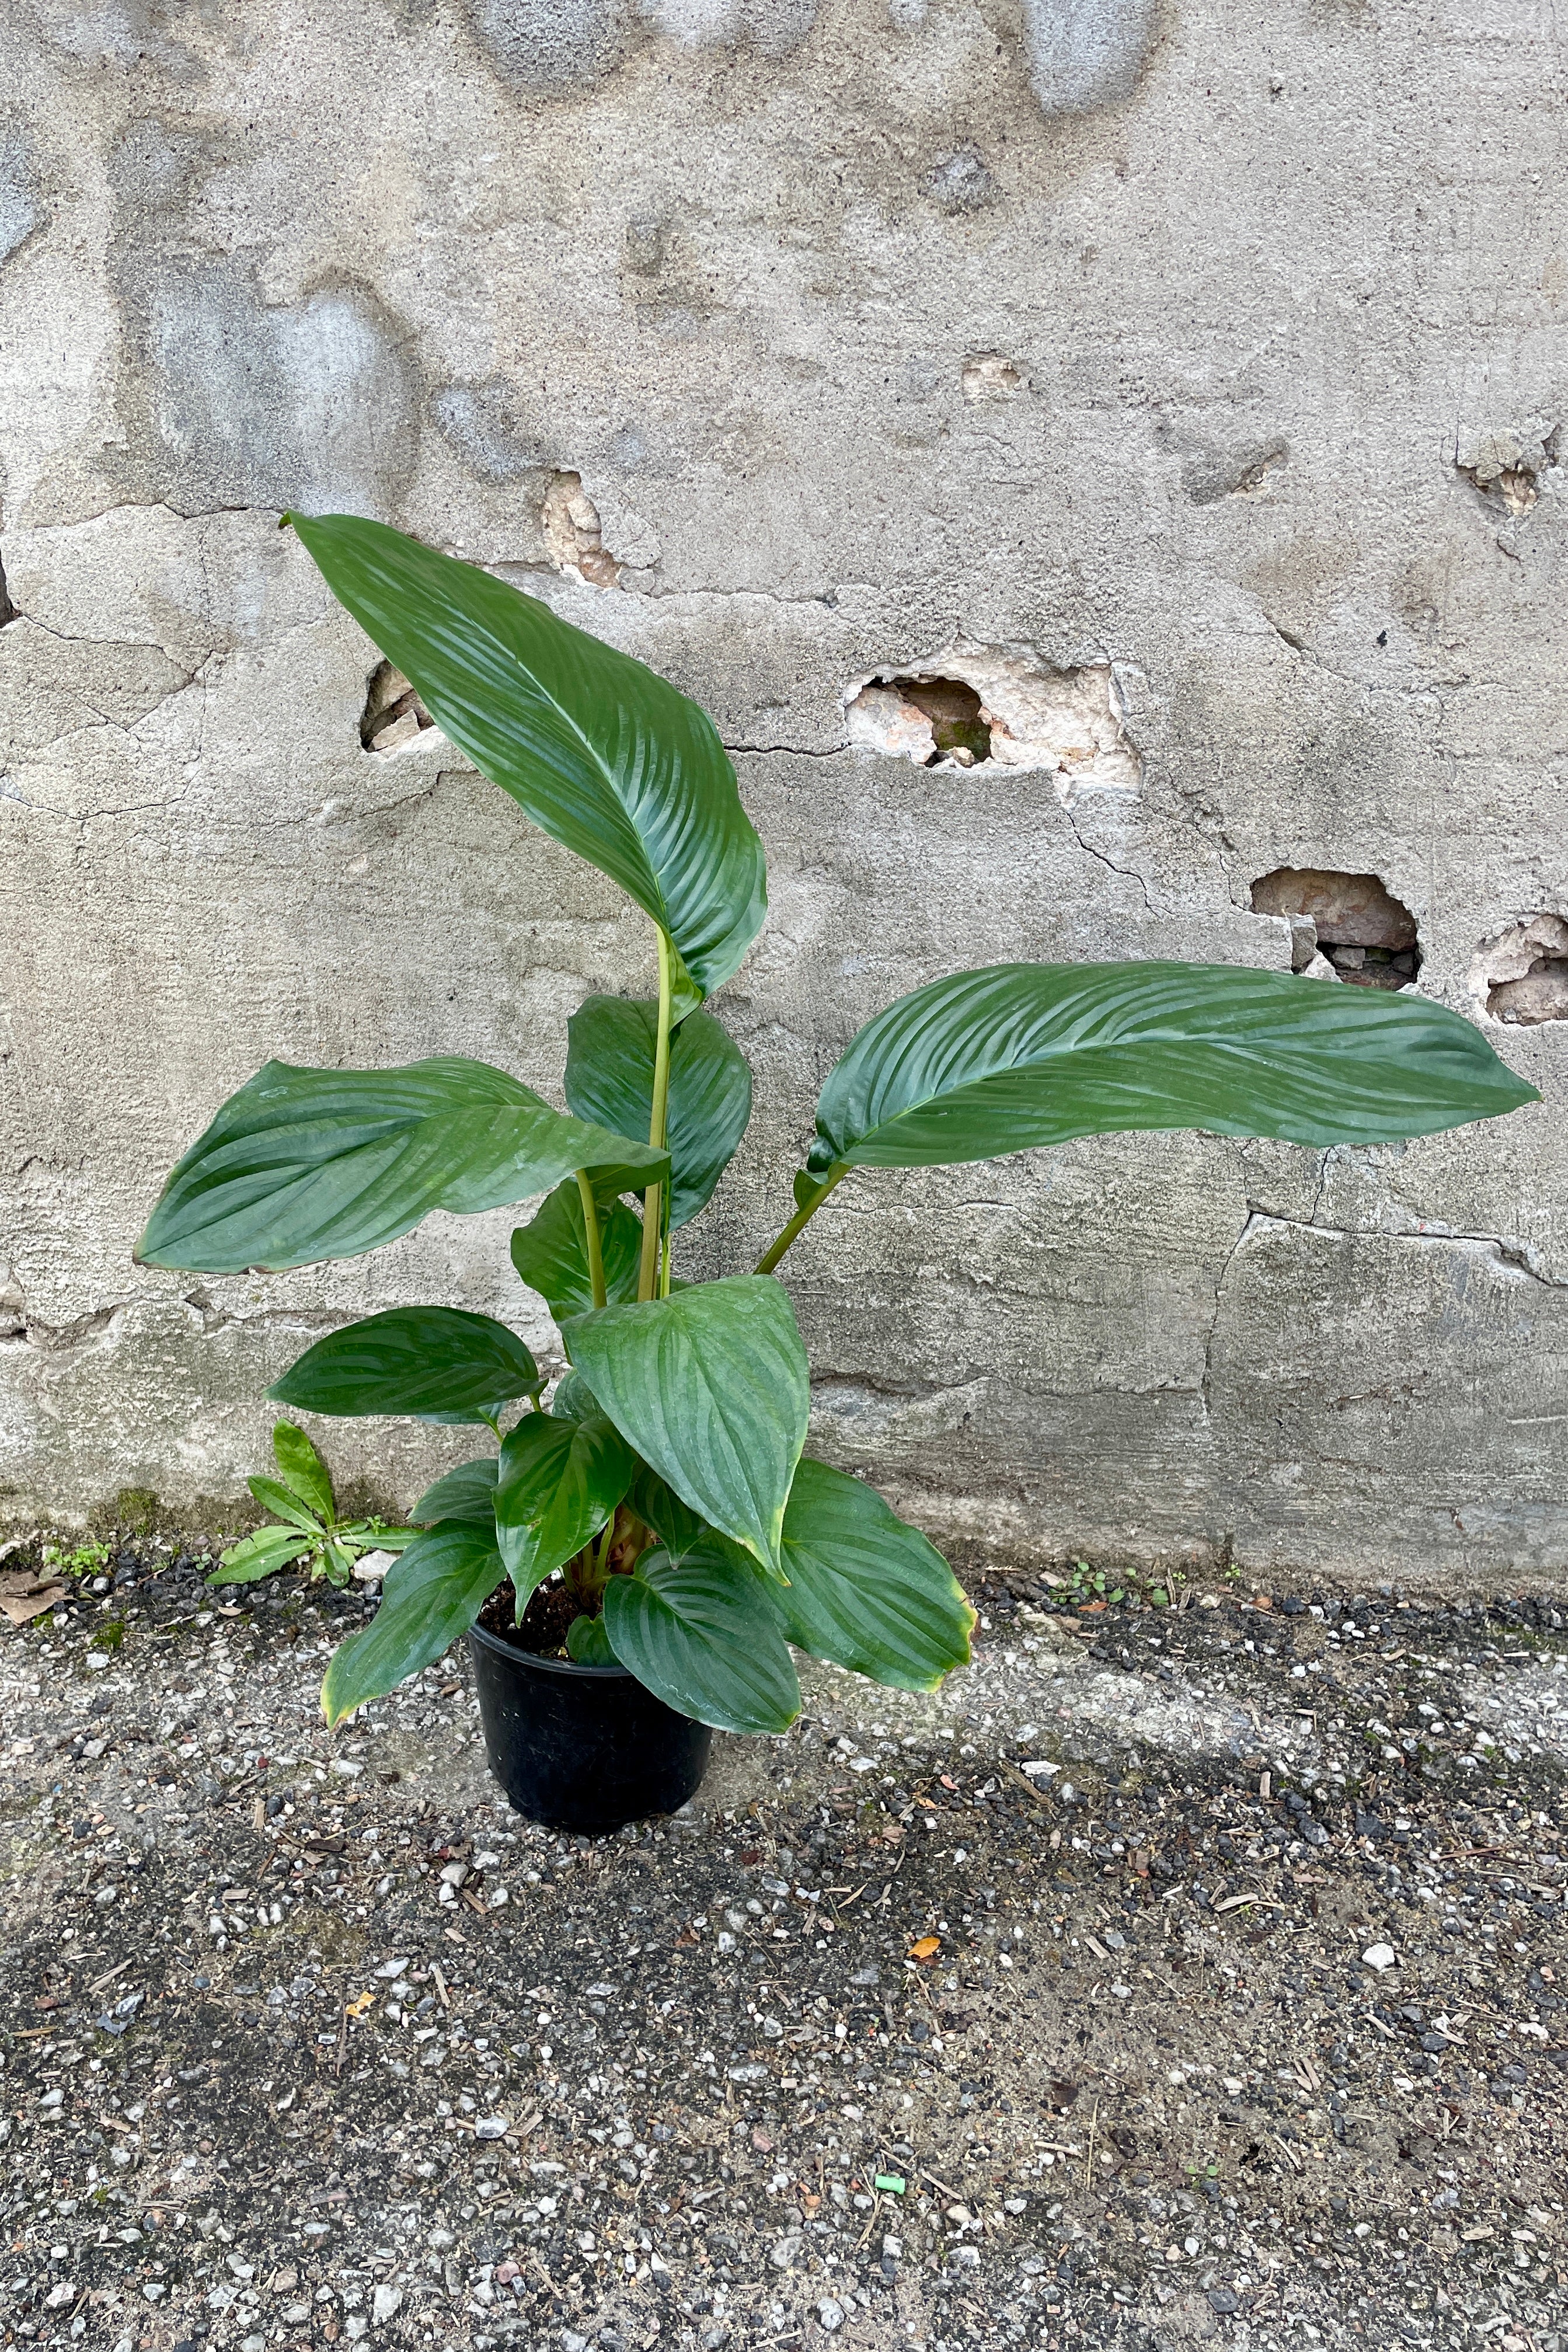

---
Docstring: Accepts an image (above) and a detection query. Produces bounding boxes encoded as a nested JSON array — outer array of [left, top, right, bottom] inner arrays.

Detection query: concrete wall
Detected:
[[2, 0, 1564, 1579]]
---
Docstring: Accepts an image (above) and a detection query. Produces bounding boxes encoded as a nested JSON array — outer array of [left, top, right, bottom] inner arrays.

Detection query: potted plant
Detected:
[[137, 514, 1536, 1833]]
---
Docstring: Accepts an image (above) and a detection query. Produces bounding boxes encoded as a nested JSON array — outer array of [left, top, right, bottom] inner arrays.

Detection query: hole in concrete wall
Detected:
[[844, 642, 1140, 804], [1470, 913, 1568, 1026], [1250, 868, 1421, 989], [961, 353, 1024, 404], [861, 675, 992, 767], [1455, 426, 1563, 520], [360, 659, 434, 754], [542, 469, 622, 588], [0, 549, 14, 629]]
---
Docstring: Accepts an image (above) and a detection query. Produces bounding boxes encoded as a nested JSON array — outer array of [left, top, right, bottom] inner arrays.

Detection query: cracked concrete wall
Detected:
[[1, 0, 1565, 1579]]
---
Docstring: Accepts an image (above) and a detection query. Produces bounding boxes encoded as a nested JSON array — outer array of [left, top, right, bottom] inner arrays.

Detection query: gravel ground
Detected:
[[2, 1541, 1566, 2352]]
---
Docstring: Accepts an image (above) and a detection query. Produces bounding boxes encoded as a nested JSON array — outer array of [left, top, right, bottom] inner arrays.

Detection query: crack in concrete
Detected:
[[0, 1295, 352, 1357], [1061, 802, 1154, 912], [1253, 1208, 1568, 1289], [0, 1304, 128, 1355], [1198, 1193, 1566, 1422], [721, 740, 843, 759]]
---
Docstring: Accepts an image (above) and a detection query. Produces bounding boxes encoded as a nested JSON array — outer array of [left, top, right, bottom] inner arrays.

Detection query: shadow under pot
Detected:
[[467, 1621, 713, 1835]]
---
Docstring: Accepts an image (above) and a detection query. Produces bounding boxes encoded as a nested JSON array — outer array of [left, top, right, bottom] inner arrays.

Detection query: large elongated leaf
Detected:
[[493, 1411, 637, 1598], [562, 1277, 809, 1577], [137, 1057, 668, 1275], [565, 997, 753, 1226], [768, 1459, 974, 1691], [322, 1521, 506, 1726], [285, 513, 767, 996], [806, 961, 1539, 1178], [510, 1180, 643, 1320], [602, 1542, 800, 1734], [412, 1457, 499, 1527], [269, 1308, 539, 1419]]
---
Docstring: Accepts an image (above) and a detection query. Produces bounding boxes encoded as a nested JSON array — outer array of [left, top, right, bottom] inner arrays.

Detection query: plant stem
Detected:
[[575, 1169, 608, 1310], [753, 1165, 851, 1274], [637, 929, 675, 1302]]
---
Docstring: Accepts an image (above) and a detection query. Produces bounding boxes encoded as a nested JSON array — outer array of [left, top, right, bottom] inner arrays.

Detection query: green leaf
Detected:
[[136, 1057, 668, 1275], [565, 998, 753, 1226], [285, 513, 767, 998], [271, 1420, 336, 1521], [493, 1412, 637, 1599], [562, 1276, 809, 1578], [412, 1457, 499, 1526], [629, 1465, 709, 1559], [510, 1180, 643, 1320], [550, 1372, 603, 1424], [269, 1308, 539, 1420], [342, 1522, 421, 1551], [601, 1542, 800, 1733], [245, 1476, 323, 1537], [807, 961, 1539, 1177], [320, 1538, 356, 1586], [412, 1402, 514, 1428], [566, 1612, 615, 1665], [322, 1521, 506, 1726], [768, 1459, 975, 1692], [207, 1526, 315, 1586]]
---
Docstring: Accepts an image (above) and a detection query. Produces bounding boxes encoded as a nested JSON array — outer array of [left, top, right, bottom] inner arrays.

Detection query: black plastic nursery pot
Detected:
[[467, 1621, 713, 1835]]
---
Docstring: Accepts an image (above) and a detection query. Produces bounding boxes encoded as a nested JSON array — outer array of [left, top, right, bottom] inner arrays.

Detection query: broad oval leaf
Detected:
[[269, 1308, 539, 1419], [550, 1371, 603, 1424], [412, 1456, 499, 1527], [806, 961, 1539, 1176], [207, 1527, 314, 1586], [566, 1612, 615, 1665], [769, 1459, 974, 1691], [272, 1420, 336, 1520], [565, 996, 753, 1226], [494, 1411, 637, 1598], [510, 1180, 643, 1320], [285, 513, 767, 996], [322, 1521, 506, 1726], [413, 1400, 515, 1429], [270, 1308, 541, 1411], [629, 1464, 709, 1560], [137, 1057, 667, 1275], [602, 1542, 800, 1734], [562, 1276, 809, 1578]]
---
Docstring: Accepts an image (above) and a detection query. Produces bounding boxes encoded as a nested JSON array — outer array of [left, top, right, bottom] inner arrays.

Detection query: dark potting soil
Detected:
[[478, 1574, 583, 1658]]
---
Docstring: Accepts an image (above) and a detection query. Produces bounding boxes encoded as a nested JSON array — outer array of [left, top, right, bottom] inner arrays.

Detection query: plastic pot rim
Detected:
[[468, 1616, 633, 1683]]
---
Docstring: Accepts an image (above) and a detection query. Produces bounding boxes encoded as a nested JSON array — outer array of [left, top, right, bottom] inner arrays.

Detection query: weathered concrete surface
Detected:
[[1, 1, 1565, 1576], [4, 1556, 1567, 2351]]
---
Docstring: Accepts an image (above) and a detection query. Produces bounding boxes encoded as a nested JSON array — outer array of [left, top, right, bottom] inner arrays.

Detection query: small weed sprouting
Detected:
[[1064, 1560, 1126, 1611], [40, 1536, 112, 1581], [210, 1421, 417, 1593]]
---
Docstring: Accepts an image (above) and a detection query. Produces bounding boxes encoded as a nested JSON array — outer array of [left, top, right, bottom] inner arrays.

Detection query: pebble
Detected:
[[1363, 1942, 1398, 1971]]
